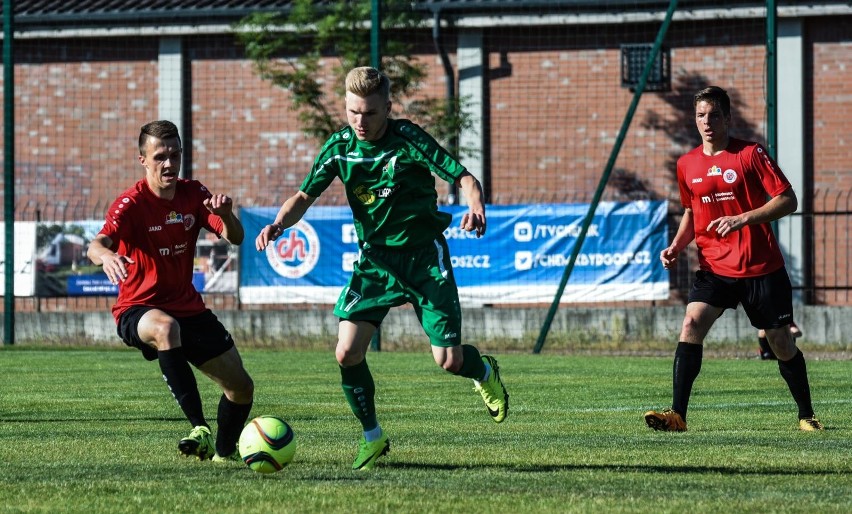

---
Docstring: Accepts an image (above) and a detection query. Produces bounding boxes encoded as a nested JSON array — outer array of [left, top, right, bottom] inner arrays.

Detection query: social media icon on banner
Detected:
[[342, 252, 359, 272], [515, 251, 533, 270], [514, 221, 533, 242], [341, 224, 358, 244]]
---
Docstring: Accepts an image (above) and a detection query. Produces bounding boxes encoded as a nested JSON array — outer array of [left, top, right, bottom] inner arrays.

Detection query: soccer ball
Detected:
[[238, 415, 296, 473]]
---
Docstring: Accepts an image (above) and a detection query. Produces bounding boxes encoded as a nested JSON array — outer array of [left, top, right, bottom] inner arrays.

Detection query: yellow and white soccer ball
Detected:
[[238, 415, 296, 473]]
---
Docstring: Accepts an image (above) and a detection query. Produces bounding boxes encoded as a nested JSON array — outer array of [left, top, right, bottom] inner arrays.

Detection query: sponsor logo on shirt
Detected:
[[702, 192, 736, 204], [707, 165, 722, 176], [692, 178, 703, 184], [374, 185, 399, 198], [165, 211, 184, 225], [149, 226, 162, 232], [354, 184, 376, 205]]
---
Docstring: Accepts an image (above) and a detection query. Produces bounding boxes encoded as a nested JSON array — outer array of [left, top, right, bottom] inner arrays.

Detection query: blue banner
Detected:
[[68, 272, 206, 296], [240, 201, 668, 305]]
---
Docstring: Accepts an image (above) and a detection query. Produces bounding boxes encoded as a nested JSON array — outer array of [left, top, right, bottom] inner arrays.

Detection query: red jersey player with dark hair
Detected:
[[643, 87, 823, 432], [88, 120, 254, 461]]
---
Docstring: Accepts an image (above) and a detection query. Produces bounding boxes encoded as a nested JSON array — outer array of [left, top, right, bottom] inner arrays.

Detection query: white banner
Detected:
[[0, 222, 38, 297]]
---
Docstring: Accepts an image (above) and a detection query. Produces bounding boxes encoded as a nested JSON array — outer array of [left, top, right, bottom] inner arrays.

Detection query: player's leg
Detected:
[[757, 328, 777, 360], [646, 271, 731, 431], [128, 307, 213, 459], [333, 247, 410, 469], [789, 322, 803, 339], [748, 269, 823, 431], [336, 319, 389, 470], [750, 277, 822, 430], [645, 301, 722, 431], [190, 313, 254, 461], [412, 237, 508, 423]]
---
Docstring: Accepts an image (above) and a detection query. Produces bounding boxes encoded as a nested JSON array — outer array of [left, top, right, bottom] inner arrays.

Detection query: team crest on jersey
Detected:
[[723, 169, 738, 184], [165, 211, 184, 224], [183, 214, 196, 231], [354, 184, 376, 205], [381, 156, 398, 179], [707, 165, 722, 176], [265, 220, 320, 279]]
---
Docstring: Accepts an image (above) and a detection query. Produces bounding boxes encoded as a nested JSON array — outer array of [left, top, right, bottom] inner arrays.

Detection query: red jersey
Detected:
[[98, 178, 224, 322], [677, 138, 791, 277]]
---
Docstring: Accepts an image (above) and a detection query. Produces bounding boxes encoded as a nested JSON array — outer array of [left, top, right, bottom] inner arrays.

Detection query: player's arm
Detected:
[[707, 188, 797, 237], [255, 190, 317, 251], [457, 171, 486, 238], [661, 208, 695, 270], [204, 193, 244, 245], [87, 234, 135, 284]]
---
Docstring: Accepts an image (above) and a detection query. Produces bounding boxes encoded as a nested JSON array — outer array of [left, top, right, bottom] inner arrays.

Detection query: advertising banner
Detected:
[[32, 220, 229, 297], [239, 201, 669, 305], [0, 221, 38, 297]]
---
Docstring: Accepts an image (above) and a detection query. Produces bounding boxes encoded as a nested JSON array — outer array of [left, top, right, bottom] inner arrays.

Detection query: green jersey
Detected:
[[300, 119, 467, 248]]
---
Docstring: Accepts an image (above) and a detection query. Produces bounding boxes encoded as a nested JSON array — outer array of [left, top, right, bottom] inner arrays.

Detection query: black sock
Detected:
[[216, 395, 253, 456], [758, 336, 777, 360], [777, 350, 815, 419], [158, 348, 207, 428], [672, 342, 703, 420], [340, 359, 378, 431]]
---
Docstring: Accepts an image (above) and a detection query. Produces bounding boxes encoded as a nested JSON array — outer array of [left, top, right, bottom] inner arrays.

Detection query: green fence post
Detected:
[[533, 0, 679, 354]]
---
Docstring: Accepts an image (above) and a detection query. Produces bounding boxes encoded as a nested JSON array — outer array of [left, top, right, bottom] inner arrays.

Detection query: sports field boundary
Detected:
[[4, 304, 852, 350]]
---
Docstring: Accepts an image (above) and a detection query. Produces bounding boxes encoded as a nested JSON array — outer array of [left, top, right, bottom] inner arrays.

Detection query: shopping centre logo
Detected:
[[265, 220, 320, 278]]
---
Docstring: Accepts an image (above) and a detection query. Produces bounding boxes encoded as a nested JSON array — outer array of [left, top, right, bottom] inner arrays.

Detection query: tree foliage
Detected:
[[235, 0, 469, 148]]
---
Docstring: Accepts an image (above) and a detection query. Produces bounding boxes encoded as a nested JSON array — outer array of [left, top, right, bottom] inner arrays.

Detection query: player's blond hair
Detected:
[[345, 67, 390, 101]]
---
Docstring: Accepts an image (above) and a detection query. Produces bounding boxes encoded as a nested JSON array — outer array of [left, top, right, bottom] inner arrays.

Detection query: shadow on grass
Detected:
[[383, 461, 848, 476]]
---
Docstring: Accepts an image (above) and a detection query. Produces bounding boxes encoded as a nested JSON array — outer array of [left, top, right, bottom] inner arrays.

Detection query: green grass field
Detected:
[[1, 347, 850, 513]]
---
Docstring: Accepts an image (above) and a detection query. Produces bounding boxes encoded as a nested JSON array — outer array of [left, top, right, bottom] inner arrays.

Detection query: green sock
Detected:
[[340, 359, 378, 431]]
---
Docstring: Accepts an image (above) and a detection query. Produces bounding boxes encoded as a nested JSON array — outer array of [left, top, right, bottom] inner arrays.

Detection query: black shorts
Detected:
[[687, 268, 794, 330], [117, 306, 235, 367]]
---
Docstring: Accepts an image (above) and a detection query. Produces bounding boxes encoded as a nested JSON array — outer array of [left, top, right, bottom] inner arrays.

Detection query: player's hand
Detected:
[[255, 224, 284, 251], [460, 211, 486, 238], [101, 253, 135, 284], [203, 194, 233, 217], [660, 246, 678, 270], [706, 215, 744, 237]]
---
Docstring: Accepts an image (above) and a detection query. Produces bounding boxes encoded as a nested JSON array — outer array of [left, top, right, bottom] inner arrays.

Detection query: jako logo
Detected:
[[265, 220, 320, 279]]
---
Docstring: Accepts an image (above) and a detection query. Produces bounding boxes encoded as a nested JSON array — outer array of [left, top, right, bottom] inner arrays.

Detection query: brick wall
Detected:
[[0, 14, 849, 303]]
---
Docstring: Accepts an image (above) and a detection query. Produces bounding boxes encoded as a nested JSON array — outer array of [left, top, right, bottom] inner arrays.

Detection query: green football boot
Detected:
[[178, 425, 214, 460], [474, 355, 509, 423], [352, 432, 390, 471], [211, 451, 240, 463]]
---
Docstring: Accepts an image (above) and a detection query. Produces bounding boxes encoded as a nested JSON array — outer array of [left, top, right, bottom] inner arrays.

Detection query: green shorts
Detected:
[[333, 236, 462, 347]]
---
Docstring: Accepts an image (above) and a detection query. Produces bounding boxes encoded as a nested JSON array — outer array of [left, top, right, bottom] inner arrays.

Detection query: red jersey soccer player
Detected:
[[88, 120, 254, 461], [644, 87, 823, 432]]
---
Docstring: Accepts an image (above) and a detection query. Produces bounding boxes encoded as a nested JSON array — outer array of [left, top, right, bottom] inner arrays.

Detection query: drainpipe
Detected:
[[432, 9, 459, 205]]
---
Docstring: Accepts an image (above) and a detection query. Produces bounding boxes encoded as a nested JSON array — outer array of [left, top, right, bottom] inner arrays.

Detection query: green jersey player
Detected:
[[255, 66, 509, 470]]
